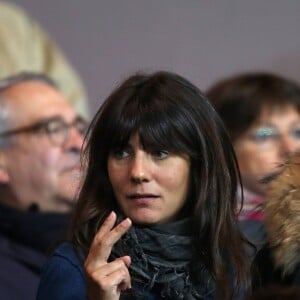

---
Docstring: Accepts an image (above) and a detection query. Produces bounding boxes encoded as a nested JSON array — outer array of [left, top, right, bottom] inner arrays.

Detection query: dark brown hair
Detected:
[[206, 72, 300, 141], [71, 71, 251, 299]]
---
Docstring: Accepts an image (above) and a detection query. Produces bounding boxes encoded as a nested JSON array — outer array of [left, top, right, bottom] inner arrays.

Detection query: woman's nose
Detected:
[[130, 153, 150, 183], [279, 134, 300, 159]]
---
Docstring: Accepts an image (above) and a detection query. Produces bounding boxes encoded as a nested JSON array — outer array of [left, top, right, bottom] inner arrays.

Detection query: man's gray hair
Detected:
[[0, 72, 58, 93], [0, 72, 59, 148]]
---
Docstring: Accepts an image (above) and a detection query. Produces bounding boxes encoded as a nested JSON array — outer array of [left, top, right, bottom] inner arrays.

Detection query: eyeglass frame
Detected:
[[0, 116, 87, 146]]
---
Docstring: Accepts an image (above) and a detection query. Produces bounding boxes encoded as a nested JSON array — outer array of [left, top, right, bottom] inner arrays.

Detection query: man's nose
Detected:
[[64, 126, 84, 150]]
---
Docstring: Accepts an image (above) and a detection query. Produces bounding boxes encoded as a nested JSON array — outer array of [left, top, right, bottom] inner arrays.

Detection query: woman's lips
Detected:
[[127, 194, 159, 205]]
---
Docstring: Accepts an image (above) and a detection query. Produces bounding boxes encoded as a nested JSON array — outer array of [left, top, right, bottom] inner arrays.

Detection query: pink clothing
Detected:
[[236, 187, 265, 221]]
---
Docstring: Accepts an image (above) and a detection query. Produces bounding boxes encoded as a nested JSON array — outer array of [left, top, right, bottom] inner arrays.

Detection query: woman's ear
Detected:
[[0, 152, 9, 183]]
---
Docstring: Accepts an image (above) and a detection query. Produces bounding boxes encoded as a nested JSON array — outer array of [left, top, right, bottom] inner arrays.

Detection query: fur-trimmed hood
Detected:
[[265, 152, 300, 275]]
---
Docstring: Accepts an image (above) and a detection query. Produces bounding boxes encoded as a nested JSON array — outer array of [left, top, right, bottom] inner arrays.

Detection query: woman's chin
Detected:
[[131, 217, 158, 226], [127, 212, 161, 226]]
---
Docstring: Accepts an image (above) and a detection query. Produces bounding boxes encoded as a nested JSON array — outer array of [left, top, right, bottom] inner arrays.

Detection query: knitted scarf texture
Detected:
[[110, 218, 215, 299]]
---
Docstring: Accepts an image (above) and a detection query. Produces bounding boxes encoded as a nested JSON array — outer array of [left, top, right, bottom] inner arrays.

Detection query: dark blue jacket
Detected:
[[37, 243, 86, 300], [0, 204, 70, 300], [0, 234, 46, 300], [37, 243, 162, 300], [37, 243, 240, 299]]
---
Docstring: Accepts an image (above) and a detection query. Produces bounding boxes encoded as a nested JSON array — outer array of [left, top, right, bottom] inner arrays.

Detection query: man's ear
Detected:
[[0, 152, 9, 183]]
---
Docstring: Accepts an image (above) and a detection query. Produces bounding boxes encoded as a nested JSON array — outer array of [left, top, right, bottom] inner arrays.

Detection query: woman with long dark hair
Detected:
[[37, 71, 251, 299]]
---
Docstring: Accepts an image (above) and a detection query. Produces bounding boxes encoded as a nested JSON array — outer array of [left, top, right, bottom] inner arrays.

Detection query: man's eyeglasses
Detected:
[[247, 125, 300, 149], [0, 116, 88, 146]]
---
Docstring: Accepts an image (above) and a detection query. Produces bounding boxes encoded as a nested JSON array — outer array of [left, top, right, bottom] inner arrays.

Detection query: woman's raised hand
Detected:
[[84, 211, 132, 300]]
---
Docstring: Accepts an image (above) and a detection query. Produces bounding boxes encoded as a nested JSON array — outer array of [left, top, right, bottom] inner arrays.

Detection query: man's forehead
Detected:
[[3, 80, 62, 102], [3, 81, 77, 122]]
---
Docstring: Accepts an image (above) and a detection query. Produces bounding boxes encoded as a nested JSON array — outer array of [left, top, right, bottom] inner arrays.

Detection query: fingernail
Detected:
[[108, 211, 115, 219], [123, 218, 132, 226]]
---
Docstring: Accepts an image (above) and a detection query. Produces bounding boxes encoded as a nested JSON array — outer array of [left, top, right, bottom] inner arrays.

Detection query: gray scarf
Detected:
[[110, 218, 215, 299]]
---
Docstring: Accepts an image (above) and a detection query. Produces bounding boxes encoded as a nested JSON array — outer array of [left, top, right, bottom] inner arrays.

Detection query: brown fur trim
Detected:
[[265, 152, 300, 274]]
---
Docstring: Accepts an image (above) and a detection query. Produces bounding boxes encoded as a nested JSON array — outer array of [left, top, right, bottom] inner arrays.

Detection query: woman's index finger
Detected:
[[89, 216, 132, 263], [93, 211, 117, 243]]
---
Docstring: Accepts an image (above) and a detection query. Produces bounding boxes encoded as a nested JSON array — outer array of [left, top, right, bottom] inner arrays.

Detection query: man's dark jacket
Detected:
[[0, 204, 70, 300]]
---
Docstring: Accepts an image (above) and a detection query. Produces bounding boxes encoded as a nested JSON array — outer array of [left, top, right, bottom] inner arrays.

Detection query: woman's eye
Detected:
[[250, 127, 279, 142], [111, 148, 130, 159], [152, 150, 169, 159]]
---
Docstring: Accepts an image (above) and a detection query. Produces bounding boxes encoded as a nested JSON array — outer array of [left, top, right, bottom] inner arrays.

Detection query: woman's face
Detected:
[[234, 106, 300, 195], [107, 133, 190, 225]]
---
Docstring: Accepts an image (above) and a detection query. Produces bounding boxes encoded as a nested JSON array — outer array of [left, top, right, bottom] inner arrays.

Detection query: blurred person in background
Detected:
[[0, 0, 89, 119], [206, 72, 300, 250], [0, 73, 87, 300]]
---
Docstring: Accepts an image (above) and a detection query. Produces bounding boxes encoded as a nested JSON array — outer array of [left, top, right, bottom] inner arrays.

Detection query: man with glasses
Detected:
[[0, 73, 87, 300], [206, 72, 300, 252]]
